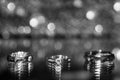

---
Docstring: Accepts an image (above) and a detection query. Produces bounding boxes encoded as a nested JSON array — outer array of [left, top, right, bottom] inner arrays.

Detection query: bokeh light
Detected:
[[29, 15, 46, 28], [2, 30, 10, 39], [113, 1, 120, 12], [46, 22, 56, 36], [39, 39, 49, 47], [18, 26, 31, 34], [84, 41, 92, 50], [37, 16, 46, 25], [112, 48, 120, 61], [94, 24, 103, 35], [16, 7, 26, 17], [54, 42, 62, 50], [0, 0, 6, 3], [29, 18, 39, 28], [37, 50, 45, 59], [73, 0, 83, 8], [47, 22, 56, 31], [86, 10, 96, 20], [23, 40, 31, 47], [7, 2, 16, 12]]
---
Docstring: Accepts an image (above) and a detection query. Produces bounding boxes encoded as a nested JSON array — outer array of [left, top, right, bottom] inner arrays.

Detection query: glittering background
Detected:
[[0, 0, 120, 80]]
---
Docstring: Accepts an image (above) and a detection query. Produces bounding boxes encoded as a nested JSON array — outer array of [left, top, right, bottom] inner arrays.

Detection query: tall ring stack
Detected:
[[84, 50, 115, 80], [47, 55, 71, 80], [7, 51, 33, 80]]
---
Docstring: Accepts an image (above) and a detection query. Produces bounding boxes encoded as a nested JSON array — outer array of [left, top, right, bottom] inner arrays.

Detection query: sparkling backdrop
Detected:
[[0, 0, 120, 80]]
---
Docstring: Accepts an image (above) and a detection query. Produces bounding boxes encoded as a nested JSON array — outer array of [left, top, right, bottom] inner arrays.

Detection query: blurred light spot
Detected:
[[9, 40, 17, 49], [46, 22, 56, 36], [29, 15, 46, 28], [54, 42, 62, 50], [73, 0, 82, 8], [95, 24, 103, 35], [84, 41, 92, 49], [112, 48, 120, 60], [16, 7, 26, 17], [2, 30, 10, 39], [46, 30, 55, 36], [23, 40, 31, 47], [18, 26, 31, 34], [113, 2, 120, 12], [39, 39, 48, 46], [29, 0, 41, 8], [29, 18, 39, 28], [38, 16, 46, 25], [1, 0, 6, 3], [47, 22, 56, 31], [37, 50, 45, 59], [7, 2, 16, 12], [86, 10, 96, 20], [24, 26, 31, 34]]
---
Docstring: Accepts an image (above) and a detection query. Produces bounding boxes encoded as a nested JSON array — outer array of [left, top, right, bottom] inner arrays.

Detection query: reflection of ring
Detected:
[[7, 51, 32, 62]]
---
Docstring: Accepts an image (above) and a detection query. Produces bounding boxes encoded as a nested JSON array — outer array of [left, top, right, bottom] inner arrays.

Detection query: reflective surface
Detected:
[[0, 39, 119, 80]]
